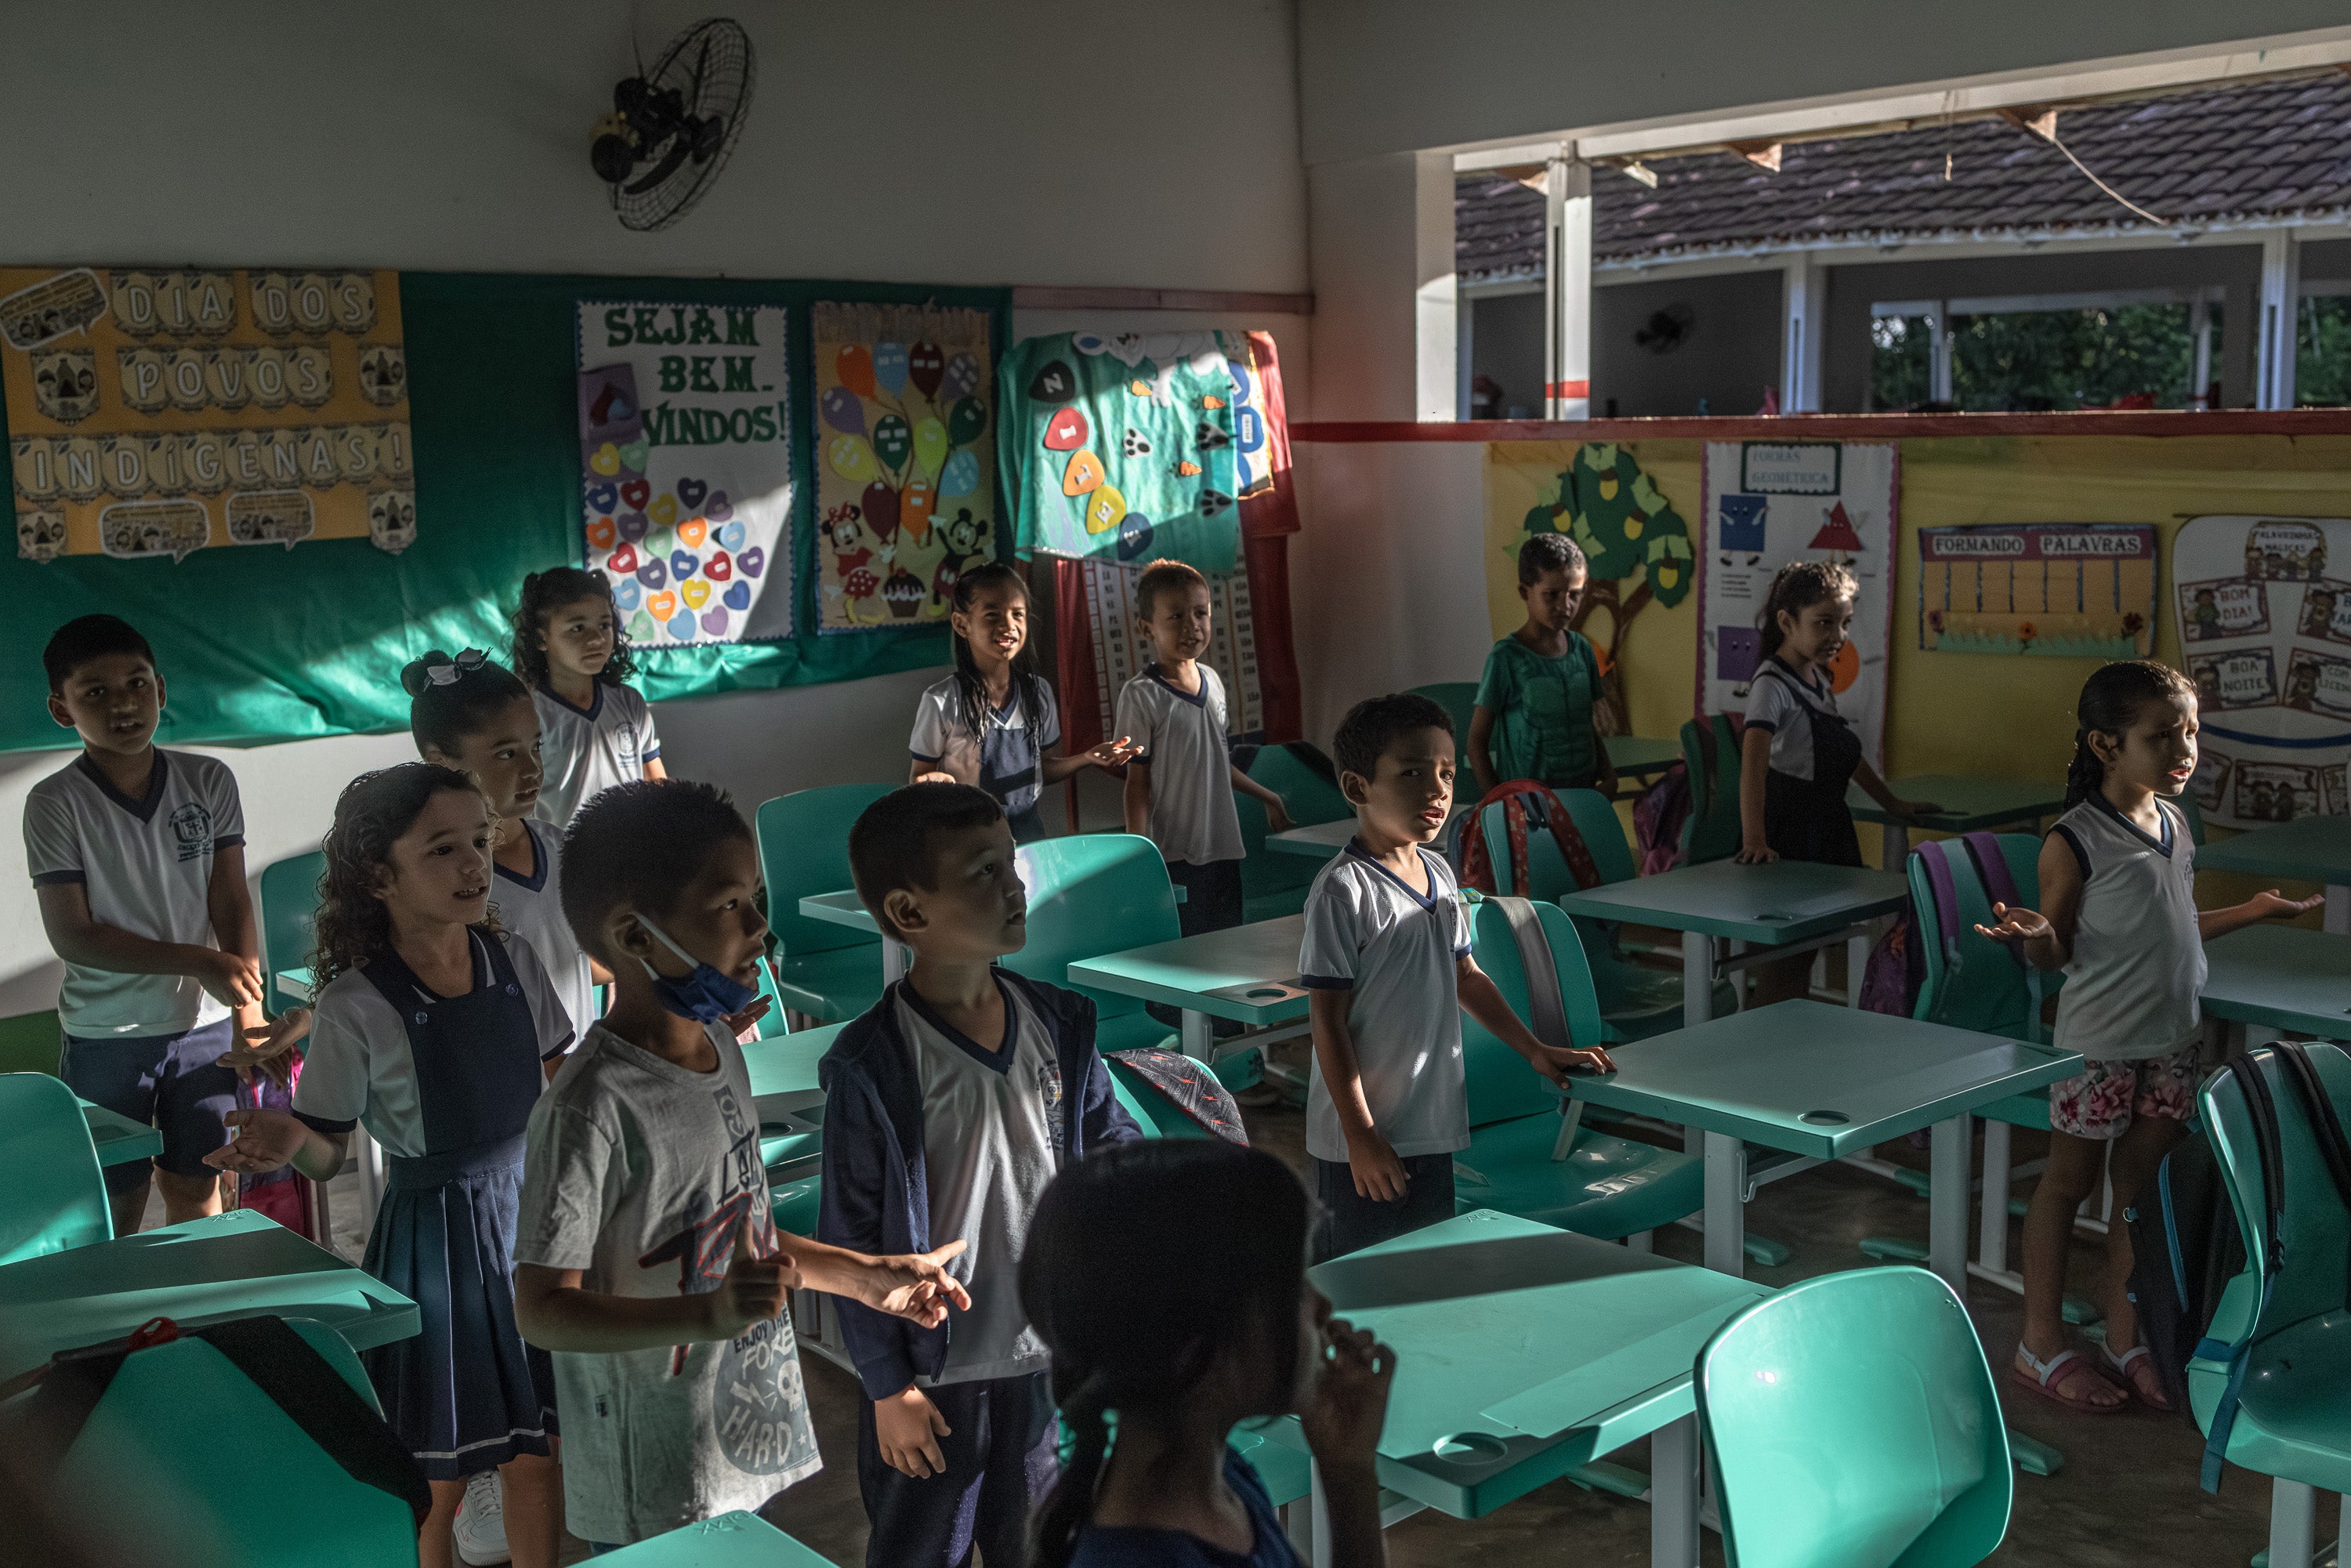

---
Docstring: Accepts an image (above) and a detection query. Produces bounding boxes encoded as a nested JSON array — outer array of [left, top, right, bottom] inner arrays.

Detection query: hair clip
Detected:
[[425, 648, 490, 686]]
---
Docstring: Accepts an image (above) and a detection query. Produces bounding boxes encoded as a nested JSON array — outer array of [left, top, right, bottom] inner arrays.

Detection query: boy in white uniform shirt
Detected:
[[1298, 693, 1614, 1261]]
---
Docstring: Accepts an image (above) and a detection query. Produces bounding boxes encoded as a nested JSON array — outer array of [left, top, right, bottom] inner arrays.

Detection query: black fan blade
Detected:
[[623, 135, 692, 194]]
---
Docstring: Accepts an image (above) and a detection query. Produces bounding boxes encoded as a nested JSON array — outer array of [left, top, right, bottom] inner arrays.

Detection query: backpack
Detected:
[[2125, 1126, 2244, 1431], [235, 1060, 318, 1242], [1858, 831, 2027, 1020], [1632, 763, 1691, 878], [1460, 781, 1601, 896]]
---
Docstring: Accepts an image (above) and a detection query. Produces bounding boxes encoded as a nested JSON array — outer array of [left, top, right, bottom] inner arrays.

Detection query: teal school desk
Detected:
[[78, 1095, 161, 1167], [1846, 774, 2069, 864], [1067, 912, 1308, 1061], [2200, 925, 2351, 1044], [2193, 813, 2351, 935]]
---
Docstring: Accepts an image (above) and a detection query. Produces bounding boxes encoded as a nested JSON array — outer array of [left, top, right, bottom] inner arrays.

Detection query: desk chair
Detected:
[[1698, 1268, 2012, 1568], [259, 850, 325, 1018], [1002, 833, 1181, 1055], [755, 784, 896, 1024], [1404, 683, 1478, 763], [1237, 742, 1353, 924], [1678, 715, 1744, 867], [0, 1072, 110, 1266]]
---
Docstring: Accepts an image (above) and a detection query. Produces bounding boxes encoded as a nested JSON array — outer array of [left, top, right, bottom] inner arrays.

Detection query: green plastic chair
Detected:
[[1697, 1267, 2012, 1568], [755, 784, 895, 1023], [28, 1315, 417, 1568], [564, 1511, 832, 1565], [1404, 682, 1479, 764], [1679, 714, 1745, 866], [770, 1172, 821, 1237], [1237, 743, 1353, 924], [2190, 1043, 2351, 1563], [1002, 833, 1181, 1054], [259, 849, 325, 1016], [1104, 1059, 1212, 1139], [0, 1072, 112, 1266], [1451, 900, 1704, 1241]]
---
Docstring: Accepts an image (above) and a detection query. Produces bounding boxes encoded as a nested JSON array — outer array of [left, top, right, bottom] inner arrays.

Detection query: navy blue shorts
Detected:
[[61, 1017, 238, 1192]]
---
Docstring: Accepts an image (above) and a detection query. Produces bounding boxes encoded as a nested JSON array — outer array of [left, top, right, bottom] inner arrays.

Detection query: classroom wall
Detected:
[[1592, 270, 1785, 419]]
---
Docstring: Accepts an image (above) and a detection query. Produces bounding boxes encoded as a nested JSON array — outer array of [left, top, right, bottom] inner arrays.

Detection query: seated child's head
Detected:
[[1516, 533, 1588, 635], [1134, 558, 1212, 664], [315, 762, 494, 983], [561, 779, 766, 1012], [1333, 693, 1456, 845], [1022, 1142, 1321, 1567], [848, 782, 1024, 962], [2067, 659, 2199, 809], [401, 648, 542, 821], [43, 614, 161, 756], [513, 567, 634, 690]]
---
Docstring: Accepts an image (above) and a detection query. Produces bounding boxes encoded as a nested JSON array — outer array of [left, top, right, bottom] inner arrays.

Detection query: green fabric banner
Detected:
[[0, 272, 1007, 753]]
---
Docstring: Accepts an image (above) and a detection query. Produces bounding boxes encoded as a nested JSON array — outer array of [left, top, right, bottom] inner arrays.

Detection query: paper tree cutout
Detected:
[[1520, 443, 1695, 608], [1809, 500, 1864, 555]]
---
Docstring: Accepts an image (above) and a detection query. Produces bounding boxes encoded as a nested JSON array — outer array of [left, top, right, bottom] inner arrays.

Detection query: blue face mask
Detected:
[[636, 915, 759, 1025]]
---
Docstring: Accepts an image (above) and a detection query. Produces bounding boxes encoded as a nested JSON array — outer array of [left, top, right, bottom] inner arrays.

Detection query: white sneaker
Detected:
[[454, 1469, 510, 1566]]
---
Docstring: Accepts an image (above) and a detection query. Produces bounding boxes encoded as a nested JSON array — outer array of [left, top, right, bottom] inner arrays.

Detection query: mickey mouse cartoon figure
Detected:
[[929, 507, 986, 610]]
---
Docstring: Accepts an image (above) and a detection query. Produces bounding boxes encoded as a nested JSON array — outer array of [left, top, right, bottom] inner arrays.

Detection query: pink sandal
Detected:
[[2009, 1345, 2126, 1415], [2103, 1345, 2175, 1412]]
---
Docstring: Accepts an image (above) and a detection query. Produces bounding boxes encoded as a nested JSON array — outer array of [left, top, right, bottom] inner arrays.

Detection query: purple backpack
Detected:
[[1859, 832, 2025, 1017]]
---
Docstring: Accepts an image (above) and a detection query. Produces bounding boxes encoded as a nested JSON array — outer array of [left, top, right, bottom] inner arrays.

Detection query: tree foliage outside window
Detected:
[[2298, 296, 2351, 406], [1870, 303, 2211, 412]]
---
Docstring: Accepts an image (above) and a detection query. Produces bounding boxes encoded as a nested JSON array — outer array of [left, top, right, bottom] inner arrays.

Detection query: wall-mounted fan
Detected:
[[1634, 303, 1695, 354], [589, 18, 756, 231]]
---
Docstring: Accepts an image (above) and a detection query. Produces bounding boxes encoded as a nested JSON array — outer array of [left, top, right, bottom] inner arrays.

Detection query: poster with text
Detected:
[[2168, 515, 2351, 827], [575, 301, 794, 648], [3, 266, 411, 563], [1697, 440, 1897, 766], [811, 302, 994, 632], [1918, 524, 2155, 656]]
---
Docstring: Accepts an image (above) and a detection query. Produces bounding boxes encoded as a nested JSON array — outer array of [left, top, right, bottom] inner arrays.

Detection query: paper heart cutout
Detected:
[[636, 557, 667, 589], [585, 480, 618, 512], [629, 610, 657, 642], [739, 546, 765, 578], [609, 541, 639, 574], [668, 610, 696, 639], [618, 438, 650, 473], [648, 527, 675, 558], [718, 520, 747, 552], [648, 590, 679, 620], [700, 607, 729, 636], [1043, 407, 1088, 451], [706, 550, 732, 581], [586, 517, 618, 551], [651, 494, 679, 527], [705, 491, 733, 523], [723, 580, 752, 610], [613, 578, 643, 610], [617, 510, 650, 542], [683, 579, 712, 610], [621, 478, 651, 510], [670, 549, 698, 581], [679, 517, 708, 549], [678, 477, 708, 509], [589, 443, 621, 476]]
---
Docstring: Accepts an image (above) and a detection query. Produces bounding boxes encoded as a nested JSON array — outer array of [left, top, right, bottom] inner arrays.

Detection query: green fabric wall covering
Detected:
[[0, 273, 1008, 753]]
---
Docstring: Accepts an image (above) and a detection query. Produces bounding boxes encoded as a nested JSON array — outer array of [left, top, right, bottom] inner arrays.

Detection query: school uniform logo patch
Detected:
[[168, 800, 212, 863]]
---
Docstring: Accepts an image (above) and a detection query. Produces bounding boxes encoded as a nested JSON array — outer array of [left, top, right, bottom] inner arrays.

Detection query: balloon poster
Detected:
[[574, 300, 795, 648], [2169, 514, 2351, 826], [2, 266, 412, 563], [1916, 524, 2156, 657], [997, 331, 1250, 577], [811, 302, 996, 632], [1696, 440, 1898, 766]]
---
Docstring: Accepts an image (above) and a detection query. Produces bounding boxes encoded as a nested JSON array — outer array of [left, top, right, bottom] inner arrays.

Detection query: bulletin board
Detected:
[[0, 273, 1008, 754], [1916, 523, 2156, 657]]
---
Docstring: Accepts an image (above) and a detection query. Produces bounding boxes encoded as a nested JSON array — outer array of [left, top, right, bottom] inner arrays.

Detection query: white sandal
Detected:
[[2008, 1344, 2125, 1415], [2102, 1343, 2175, 1411]]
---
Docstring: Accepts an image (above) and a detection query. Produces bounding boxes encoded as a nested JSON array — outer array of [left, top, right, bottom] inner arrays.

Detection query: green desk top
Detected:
[[1563, 999, 2080, 1157], [2201, 925, 2351, 1039], [1552, 858, 1908, 943], [1264, 809, 1476, 863], [1846, 774, 2068, 831], [743, 1023, 842, 1106], [1606, 735, 1683, 778], [1067, 914, 1310, 1025], [2196, 814, 2351, 884], [274, 967, 316, 1005], [799, 891, 879, 935], [78, 1096, 161, 1168], [1297, 1208, 1767, 1517], [595, 1511, 831, 1566], [0, 1209, 418, 1382]]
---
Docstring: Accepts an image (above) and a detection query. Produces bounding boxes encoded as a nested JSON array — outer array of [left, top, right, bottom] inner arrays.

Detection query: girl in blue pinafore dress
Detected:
[[207, 762, 572, 1568]]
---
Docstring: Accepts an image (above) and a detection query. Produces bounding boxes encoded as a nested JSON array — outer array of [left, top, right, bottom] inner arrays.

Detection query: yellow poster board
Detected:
[[2, 267, 411, 563]]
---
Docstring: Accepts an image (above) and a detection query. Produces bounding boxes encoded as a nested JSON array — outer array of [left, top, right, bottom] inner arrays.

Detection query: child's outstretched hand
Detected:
[[1265, 795, 1295, 834], [1081, 735, 1140, 770], [1734, 839, 1780, 865], [215, 1007, 311, 1086], [1299, 1316, 1394, 1471], [1973, 901, 2052, 943], [2247, 889, 2326, 920], [1896, 798, 1942, 820], [859, 1239, 975, 1327], [203, 1106, 310, 1176]]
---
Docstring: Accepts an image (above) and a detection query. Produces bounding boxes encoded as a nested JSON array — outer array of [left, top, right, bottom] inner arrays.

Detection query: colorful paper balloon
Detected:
[[948, 395, 988, 447], [828, 433, 878, 483], [1082, 483, 1127, 535], [908, 341, 944, 398], [863, 480, 901, 540], [902, 477, 938, 543], [1062, 450, 1105, 497], [1042, 407, 1087, 452], [820, 386, 865, 435], [912, 418, 948, 478], [943, 353, 980, 400], [873, 415, 912, 473], [940, 447, 980, 498], [1028, 360, 1076, 404], [874, 342, 909, 397], [835, 344, 875, 399]]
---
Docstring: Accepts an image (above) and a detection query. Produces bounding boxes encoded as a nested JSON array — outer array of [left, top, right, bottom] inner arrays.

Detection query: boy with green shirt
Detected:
[[1469, 534, 1617, 798]]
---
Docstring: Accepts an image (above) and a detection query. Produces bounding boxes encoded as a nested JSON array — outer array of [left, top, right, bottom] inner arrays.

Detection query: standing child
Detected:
[[205, 764, 574, 1568], [27, 614, 266, 1240], [1300, 693, 1614, 1262], [1976, 661, 2320, 1414], [1468, 534, 1617, 799], [1023, 1141, 1396, 1568], [1733, 561, 1934, 1004], [821, 782, 1143, 1568], [511, 567, 666, 829], [1116, 558, 1291, 936], [512, 780, 970, 1551], [908, 562, 1134, 842]]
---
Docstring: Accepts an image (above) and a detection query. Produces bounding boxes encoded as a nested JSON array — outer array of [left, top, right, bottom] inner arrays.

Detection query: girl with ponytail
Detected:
[[509, 567, 667, 829], [1020, 1143, 1394, 1568], [1977, 659, 2319, 1416]]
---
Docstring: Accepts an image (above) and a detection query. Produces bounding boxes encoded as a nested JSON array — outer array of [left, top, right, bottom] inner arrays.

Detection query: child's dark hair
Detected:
[[1022, 1142, 1311, 1568], [1517, 531, 1588, 586], [1134, 557, 1208, 620], [400, 648, 531, 759], [560, 779, 754, 963], [313, 763, 487, 987], [2065, 660, 2197, 809], [510, 567, 636, 690], [1755, 559, 1859, 660], [43, 614, 155, 693], [947, 561, 1049, 744], [1332, 692, 1454, 783], [847, 783, 1005, 937]]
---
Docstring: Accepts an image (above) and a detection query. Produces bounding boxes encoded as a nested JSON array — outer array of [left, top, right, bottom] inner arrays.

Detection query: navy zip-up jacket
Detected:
[[814, 969, 1143, 1400]]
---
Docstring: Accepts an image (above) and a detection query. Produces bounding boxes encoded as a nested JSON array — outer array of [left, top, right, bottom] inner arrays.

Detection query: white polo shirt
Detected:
[[1297, 841, 1474, 1163], [24, 749, 245, 1038], [487, 818, 597, 1041], [533, 683, 661, 829], [1114, 664, 1244, 867]]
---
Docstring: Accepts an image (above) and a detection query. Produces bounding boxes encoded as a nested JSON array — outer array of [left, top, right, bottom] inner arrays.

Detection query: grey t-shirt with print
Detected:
[[516, 1020, 818, 1545]]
